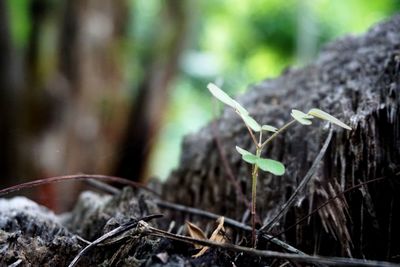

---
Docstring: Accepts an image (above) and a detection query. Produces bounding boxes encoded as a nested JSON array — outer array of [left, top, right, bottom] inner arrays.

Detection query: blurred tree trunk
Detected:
[[19, 0, 57, 206], [0, 0, 16, 187], [59, 0, 129, 173], [114, 0, 188, 182], [0, 0, 188, 210], [44, 0, 130, 209], [5, 0, 130, 210]]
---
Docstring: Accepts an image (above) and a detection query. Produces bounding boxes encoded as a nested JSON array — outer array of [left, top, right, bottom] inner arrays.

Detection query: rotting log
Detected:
[[162, 15, 400, 260], [0, 188, 161, 266]]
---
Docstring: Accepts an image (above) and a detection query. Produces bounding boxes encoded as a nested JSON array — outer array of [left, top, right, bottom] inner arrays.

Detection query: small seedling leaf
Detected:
[[236, 146, 258, 164], [233, 100, 249, 116], [242, 154, 258, 164], [256, 158, 285, 176], [235, 146, 252, 156], [291, 109, 313, 125], [240, 113, 261, 132], [261, 125, 278, 133], [308, 108, 352, 130], [207, 83, 236, 108], [292, 109, 314, 119]]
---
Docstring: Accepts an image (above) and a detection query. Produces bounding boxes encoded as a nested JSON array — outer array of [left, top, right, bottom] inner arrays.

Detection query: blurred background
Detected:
[[1, 0, 399, 210]]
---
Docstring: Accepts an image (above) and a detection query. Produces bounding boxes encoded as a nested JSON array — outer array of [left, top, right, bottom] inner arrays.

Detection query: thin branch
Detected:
[[244, 122, 259, 147], [273, 173, 399, 239], [156, 200, 248, 231], [8, 259, 23, 267], [81, 179, 305, 255], [68, 214, 162, 267], [0, 174, 159, 197], [155, 199, 305, 255], [85, 179, 121, 195], [260, 120, 296, 148], [259, 129, 333, 233], [144, 223, 400, 267]]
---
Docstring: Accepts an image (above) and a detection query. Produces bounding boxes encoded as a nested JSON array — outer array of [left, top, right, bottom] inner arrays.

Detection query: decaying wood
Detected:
[[163, 15, 400, 260], [1, 14, 400, 267], [0, 187, 161, 266], [0, 197, 83, 266]]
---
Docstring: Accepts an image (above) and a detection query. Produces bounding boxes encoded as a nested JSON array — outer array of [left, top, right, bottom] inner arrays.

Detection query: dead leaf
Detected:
[[185, 221, 207, 249], [209, 217, 226, 243], [193, 217, 227, 258]]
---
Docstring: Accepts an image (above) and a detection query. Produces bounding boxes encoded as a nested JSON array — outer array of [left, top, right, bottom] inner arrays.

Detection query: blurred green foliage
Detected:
[[8, 0, 30, 48], [7, 0, 400, 179]]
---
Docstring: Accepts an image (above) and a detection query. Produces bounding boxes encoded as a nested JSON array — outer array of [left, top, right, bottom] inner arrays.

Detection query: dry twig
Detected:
[[259, 129, 333, 233], [68, 214, 162, 267], [143, 221, 399, 267], [0, 174, 158, 196], [84, 179, 306, 255]]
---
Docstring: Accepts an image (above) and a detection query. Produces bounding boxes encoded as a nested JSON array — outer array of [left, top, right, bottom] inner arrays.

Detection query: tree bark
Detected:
[[0, 0, 17, 187], [163, 15, 400, 260], [114, 0, 188, 182]]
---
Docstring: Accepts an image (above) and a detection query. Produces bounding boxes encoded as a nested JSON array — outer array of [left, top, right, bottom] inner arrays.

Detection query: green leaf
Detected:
[[233, 100, 249, 116], [292, 109, 313, 119], [256, 158, 285, 176], [235, 146, 252, 156], [308, 108, 352, 130], [207, 83, 251, 117], [240, 113, 261, 132], [261, 125, 278, 133], [291, 109, 313, 125], [236, 146, 258, 164], [207, 83, 236, 108], [242, 154, 258, 164]]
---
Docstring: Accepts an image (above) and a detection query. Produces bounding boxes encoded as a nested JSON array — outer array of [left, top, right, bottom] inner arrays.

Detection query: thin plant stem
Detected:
[[245, 119, 296, 247], [244, 122, 259, 146], [251, 146, 261, 247], [261, 120, 296, 149]]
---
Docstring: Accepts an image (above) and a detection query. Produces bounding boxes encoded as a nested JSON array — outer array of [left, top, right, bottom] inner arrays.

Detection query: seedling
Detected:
[[207, 83, 351, 247]]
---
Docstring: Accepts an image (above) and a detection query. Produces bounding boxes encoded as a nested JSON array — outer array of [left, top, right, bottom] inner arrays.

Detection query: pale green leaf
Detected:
[[261, 125, 278, 133], [242, 154, 258, 164], [256, 158, 285, 176], [236, 146, 258, 164], [291, 109, 313, 125], [235, 146, 252, 156], [233, 100, 249, 116], [240, 113, 261, 132], [292, 109, 313, 119], [308, 108, 352, 130], [207, 83, 236, 108]]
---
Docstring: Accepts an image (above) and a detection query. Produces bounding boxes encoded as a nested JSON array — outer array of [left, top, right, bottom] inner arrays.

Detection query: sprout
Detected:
[[207, 82, 351, 247]]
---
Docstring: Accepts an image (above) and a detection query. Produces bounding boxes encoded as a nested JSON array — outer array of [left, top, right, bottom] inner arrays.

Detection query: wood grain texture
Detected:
[[163, 15, 400, 259]]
